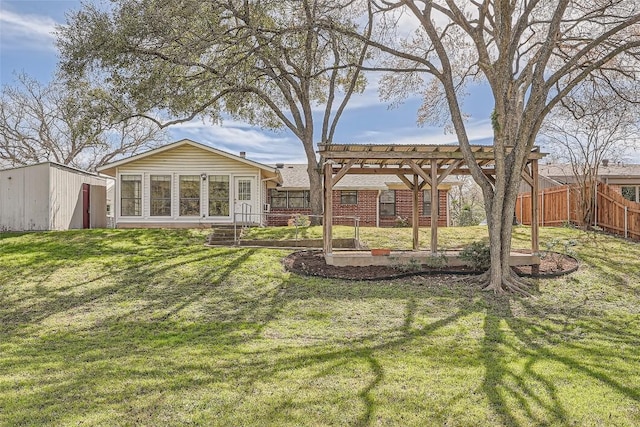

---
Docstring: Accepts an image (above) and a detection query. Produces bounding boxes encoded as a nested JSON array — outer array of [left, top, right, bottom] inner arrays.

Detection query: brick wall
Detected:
[[266, 189, 448, 227], [332, 190, 378, 226], [379, 189, 448, 227]]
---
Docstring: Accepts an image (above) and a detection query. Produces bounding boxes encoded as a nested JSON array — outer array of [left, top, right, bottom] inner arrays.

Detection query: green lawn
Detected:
[[0, 226, 639, 426]]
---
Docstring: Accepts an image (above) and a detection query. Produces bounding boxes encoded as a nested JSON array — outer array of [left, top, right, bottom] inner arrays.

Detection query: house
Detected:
[[538, 163, 640, 202], [0, 162, 107, 231], [98, 139, 456, 229], [268, 164, 455, 227], [97, 139, 282, 228]]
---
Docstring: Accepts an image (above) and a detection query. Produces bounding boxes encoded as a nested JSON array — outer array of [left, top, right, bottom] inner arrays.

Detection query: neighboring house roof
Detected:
[[96, 139, 281, 179], [0, 161, 103, 178], [539, 163, 640, 183], [275, 164, 459, 191]]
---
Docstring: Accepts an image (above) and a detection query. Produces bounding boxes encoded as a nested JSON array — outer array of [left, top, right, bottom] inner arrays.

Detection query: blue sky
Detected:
[[6, 0, 619, 166]]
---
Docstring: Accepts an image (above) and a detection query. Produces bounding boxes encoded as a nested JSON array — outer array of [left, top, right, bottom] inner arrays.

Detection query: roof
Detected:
[[97, 139, 281, 178], [0, 161, 103, 178], [276, 164, 459, 190], [539, 163, 640, 180]]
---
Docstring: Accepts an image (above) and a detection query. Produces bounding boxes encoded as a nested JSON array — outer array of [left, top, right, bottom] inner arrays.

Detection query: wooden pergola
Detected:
[[318, 143, 546, 259]]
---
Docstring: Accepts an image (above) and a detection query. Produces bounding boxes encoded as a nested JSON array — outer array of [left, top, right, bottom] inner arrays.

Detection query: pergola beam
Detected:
[[331, 159, 356, 186], [437, 159, 463, 185], [407, 160, 432, 187], [330, 166, 495, 177], [396, 174, 415, 189], [321, 151, 546, 160]]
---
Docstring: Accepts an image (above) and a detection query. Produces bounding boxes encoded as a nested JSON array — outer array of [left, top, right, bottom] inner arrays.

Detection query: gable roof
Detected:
[[276, 164, 459, 190], [97, 139, 281, 178]]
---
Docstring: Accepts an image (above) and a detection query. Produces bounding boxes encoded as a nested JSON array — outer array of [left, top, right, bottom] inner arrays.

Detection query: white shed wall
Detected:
[[0, 163, 107, 231], [0, 163, 50, 231], [49, 164, 107, 230]]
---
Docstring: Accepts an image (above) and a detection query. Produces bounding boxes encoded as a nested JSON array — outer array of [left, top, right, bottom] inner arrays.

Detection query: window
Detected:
[[209, 175, 229, 216], [270, 190, 310, 208], [150, 175, 171, 216], [379, 190, 395, 216], [288, 191, 309, 208], [621, 186, 638, 202], [341, 190, 358, 205], [238, 179, 251, 201], [179, 175, 200, 216], [423, 190, 432, 216], [121, 175, 141, 216], [271, 190, 288, 208]]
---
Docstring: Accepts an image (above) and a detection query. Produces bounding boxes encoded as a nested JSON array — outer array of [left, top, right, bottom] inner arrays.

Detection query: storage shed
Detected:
[[0, 162, 108, 231]]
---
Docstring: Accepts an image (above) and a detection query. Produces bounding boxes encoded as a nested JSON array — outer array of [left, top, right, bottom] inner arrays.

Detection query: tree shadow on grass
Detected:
[[480, 312, 570, 427], [0, 247, 246, 336], [2, 234, 640, 425], [478, 293, 640, 427]]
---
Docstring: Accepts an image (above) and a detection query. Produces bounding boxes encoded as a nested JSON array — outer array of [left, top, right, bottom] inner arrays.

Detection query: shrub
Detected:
[[459, 241, 491, 270], [394, 216, 410, 227], [288, 214, 310, 227]]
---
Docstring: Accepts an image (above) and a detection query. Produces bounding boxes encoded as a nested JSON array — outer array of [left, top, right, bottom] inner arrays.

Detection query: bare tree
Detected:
[[0, 73, 165, 171], [541, 83, 640, 225], [57, 0, 373, 220], [449, 175, 485, 226], [345, 0, 640, 293]]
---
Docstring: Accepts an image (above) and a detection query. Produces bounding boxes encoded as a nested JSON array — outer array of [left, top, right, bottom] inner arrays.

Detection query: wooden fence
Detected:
[[516, 183, 640, 241]]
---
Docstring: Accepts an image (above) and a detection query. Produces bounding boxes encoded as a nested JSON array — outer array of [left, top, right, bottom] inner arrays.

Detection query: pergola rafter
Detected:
[[319, 143, 546, 261]]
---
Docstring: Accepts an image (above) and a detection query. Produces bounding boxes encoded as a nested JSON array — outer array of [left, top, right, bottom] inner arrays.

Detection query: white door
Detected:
[[234, 176, 257, 223]]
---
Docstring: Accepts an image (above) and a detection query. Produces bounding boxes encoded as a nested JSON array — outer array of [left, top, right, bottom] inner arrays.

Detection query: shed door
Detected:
[[82, 183, 90, 229]]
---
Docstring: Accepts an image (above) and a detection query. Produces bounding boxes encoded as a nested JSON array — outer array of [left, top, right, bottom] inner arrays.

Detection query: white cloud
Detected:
[[351, 119, 494, 146], [168, 120, 308, 164], [0, 8, 58, 50]]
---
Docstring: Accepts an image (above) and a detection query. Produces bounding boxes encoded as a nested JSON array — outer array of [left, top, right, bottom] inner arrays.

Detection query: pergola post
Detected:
[[412, 174, 419, 250], [431, 159, 439, 254], [531, 159, 540, 274], [323, 161, 333, 255]]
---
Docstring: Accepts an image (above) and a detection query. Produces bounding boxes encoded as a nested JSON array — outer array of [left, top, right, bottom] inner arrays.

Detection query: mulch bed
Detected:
[[283, 250, 579, 280]]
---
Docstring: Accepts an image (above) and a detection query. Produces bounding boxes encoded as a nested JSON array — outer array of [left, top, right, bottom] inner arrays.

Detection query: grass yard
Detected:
[[1, 226, 639, 426]]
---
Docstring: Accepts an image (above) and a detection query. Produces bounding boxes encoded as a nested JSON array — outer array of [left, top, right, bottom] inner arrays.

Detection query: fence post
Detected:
[[520, 195, 523, 224], [541, 189, 545, 227], [566, 186, 570, 223], [625, 206, 628, 239], [594, 182, 598, 227]]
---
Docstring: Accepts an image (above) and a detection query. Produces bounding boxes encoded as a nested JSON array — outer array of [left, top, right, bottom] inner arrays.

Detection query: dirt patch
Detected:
[[283, 250, 578, 280]]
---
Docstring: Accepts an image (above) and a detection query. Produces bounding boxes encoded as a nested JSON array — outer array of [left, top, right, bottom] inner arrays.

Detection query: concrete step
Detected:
[[207, 226, 240, 245]]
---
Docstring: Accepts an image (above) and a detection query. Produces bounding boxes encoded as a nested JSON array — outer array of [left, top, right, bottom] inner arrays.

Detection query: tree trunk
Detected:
[[301, 133, 323, 225], [482, 175, 531, 295], [308, 162, 323, 225]]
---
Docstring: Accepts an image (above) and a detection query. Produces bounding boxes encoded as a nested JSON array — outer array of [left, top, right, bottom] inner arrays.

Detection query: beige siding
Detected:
[[0, 163, 50, 231], [49, 164, 106, 230], [116, 144, 263, 226], [120, 144, 259, 174]]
